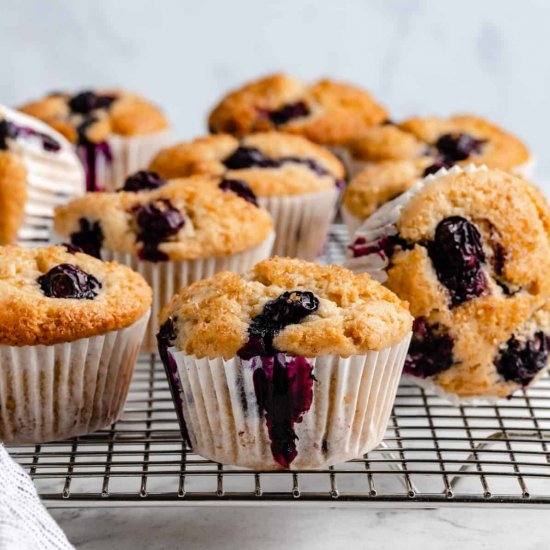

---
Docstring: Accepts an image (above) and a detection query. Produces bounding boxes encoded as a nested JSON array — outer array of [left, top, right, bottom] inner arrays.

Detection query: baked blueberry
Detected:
[[219, 178, 258, 206], [37, 264, 101, 300], [69, 91, 116, 114], [267, 101, 310, 126], [223, 146, 275, 170], [427, 216, 488, 307], [70, 218, 104, 259], [435, 132, 485, 163], [122, 170, 166, 192]]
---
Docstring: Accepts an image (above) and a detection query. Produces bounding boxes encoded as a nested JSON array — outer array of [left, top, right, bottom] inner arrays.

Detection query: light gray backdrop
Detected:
[[2, 0, 548, 181]]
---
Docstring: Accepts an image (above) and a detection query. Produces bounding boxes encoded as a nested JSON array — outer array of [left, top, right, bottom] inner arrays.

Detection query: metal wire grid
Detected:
[[6, 226, 550, 507]]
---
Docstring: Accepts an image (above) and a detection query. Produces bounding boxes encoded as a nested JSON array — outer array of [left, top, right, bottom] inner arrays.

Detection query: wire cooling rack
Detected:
[[6, 225, 550, 508]]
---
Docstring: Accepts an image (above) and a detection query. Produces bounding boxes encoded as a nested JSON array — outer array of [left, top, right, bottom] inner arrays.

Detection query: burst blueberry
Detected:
[[69, 91, 116, 114], [37, 264, 101, 300], [219, 178, 258, 206], [122, 170, 166, 192], [268, 101, 310, 126], [435, 132, 485, 163]]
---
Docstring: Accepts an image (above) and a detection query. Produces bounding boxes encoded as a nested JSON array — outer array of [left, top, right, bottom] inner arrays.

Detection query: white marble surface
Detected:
[[50, 506, 548, 549]]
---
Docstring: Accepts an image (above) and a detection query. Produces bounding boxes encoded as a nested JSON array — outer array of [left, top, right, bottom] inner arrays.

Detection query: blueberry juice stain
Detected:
[[237, 291, 319, 468], [77, 118, 112, 192], [0, 118, 61, 152]]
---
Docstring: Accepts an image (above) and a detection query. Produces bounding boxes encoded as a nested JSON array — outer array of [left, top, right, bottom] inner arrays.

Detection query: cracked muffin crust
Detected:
[[159, 256, 413, 359], [207, 73, 388, 146], [347, 167, 550, 398], [149, 132, 345, 196], [54, 174, 274, 262], [0, 245, 151, 346], [343, 115, 532, 220]]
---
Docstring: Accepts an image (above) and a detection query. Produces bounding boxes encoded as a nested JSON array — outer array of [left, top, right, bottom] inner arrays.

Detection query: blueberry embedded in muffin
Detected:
[[342, 115, 532, 224], [158, 256, 412, 468], [207, 73, 388, 146], [346, 166, 550, 398], [53, 174, 273, 263], [19, 90, 169, 191], [0, 245, 151, 346]]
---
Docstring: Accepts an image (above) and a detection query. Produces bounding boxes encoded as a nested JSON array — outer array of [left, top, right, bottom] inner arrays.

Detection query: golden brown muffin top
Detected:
[[149, 132, 345, 196], [19, 89, 169, 144], [342, 115, 532, 220], [160, 256, 413, 359], [207, 73, 388, 146], [0, 245, 151, 346], [54, 174, 274, 261]]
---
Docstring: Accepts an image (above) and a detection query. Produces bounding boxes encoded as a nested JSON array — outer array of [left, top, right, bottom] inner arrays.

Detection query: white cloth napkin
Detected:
[[0, 445, 74, 550]]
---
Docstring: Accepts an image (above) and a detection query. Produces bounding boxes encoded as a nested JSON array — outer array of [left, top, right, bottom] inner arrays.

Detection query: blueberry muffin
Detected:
[[207, 73, 388, 148], [346, 166, 550, 400], [54, 173, 275, 351], [0, 105, 84, 244], [158, 256, 412, 470], [150, 132, 344, 259], [19, 89, 171, 192], [342, 115, 532, 233], [0, 244, 151, 444]]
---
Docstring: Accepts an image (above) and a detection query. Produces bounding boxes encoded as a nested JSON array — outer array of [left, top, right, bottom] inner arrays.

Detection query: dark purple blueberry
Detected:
[[422, 159, 452, 177], [252, 354, 314, 468], [488, 226, 506, 276], [348, 235, 406, 259], [37, 264, 101, 300], [133, 200, 185, 262], [404, 317, 454, 378], [427, 216, 488, 307], [223, 146, 276, 170], [0, 118, 60, 153], [267, 101, 310, 126], [495, 332, 549, 386], [279, 156, 330, 177], [238, 291, 320, 359], [69, 91, 116, 114], [70, 218, 103, 259], [122, 170, 166, 192], [156, 317, 191, 444], [435, 133, 485, 163], [78, 139, 113, 192], [63, 242, 84, 254], [219, 178, 258, 206]]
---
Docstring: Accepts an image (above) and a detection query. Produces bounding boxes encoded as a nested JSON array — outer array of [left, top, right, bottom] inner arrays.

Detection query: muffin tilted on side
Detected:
[[0, 245, 151, 444], [0, 105, 85, 244], [157, 257, 412, 470], [342, 115, 533, 234], [54, 173, 275, 351], [207, 73, 388, 148], [150, 132, 344, 259], [19, 89, 171, 192], [346, 166, 550, 401]]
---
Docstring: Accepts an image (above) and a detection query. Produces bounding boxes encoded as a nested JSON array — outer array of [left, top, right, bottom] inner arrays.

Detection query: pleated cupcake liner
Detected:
[[340, 203, 364, 237], [76, 129, 174, 193], [0, 312, 149, 445], [164, 332, 412, 470], [103, 232, 275, 353], [0, 105, 86, 245], [258, 187, 339, 261]]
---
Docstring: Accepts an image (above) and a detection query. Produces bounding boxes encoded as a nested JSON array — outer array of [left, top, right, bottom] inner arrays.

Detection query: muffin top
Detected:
[[19, 89, 169, 145], [207, 73, 388, 146], [347, 166, 550, 397], [159, 256, 413, 359], [0, 245, 152, 346], [0, 105, 85, 244], [149, 132, 345, 196], [343, 115, 532, 219], [54, 174, 274, 262]]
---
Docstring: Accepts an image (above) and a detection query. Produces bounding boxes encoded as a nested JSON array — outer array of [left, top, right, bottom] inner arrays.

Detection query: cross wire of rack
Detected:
[[6, 225, 550, 508]]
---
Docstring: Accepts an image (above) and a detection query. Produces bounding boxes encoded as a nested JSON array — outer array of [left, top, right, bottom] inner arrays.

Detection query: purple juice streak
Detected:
[[348, 235, 405, 259], [252, 354, 314, 468], [0, 118, 61, 152], [78, 141, 113, 192]]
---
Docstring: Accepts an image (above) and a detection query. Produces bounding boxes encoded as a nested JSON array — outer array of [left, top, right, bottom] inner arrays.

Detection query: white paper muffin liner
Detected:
[[258, 188, 338, 260], [163, 332, 412, 470], [0, 105, 86, 245], [77, 129, 173, 193], [0, 312, 149, 445], [103, 232, 275, 352], [512, 155, 536, 179], [340, 203, 365, 237]]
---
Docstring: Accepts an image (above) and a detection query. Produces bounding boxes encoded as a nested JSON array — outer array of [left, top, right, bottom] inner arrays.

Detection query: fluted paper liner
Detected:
[[103, 232, 275, 352], [0, 312, 149, 444], [164, 332, 412, 470], [258, 188, 338, 260], [77, 129, 174, 192], [0, 105, 86, 245], [340, 203, 364, 236]]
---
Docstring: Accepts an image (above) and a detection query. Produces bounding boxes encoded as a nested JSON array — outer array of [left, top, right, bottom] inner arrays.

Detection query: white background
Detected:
[[1, 0, 549, 180]]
